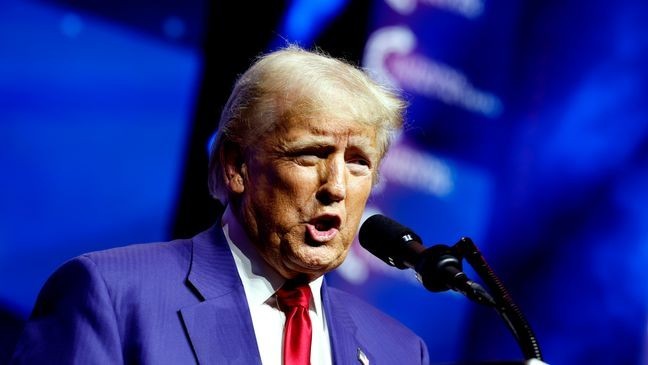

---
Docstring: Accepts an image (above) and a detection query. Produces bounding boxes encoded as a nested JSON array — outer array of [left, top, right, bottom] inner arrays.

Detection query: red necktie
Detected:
[[276, 281, 312, 365]]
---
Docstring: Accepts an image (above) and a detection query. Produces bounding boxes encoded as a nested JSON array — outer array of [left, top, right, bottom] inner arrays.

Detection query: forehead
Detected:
[[276, 115, 378, 146]]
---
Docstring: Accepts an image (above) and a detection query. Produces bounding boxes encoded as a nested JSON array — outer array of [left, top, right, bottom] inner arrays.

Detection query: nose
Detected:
[[316, 155, 346, 205]]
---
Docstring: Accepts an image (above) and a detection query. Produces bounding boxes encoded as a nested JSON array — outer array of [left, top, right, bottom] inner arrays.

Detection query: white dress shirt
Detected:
[[222, 207, 333, 365]]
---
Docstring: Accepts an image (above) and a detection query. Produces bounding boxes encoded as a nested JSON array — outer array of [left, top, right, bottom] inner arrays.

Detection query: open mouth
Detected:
[[306, 215, 341, 243]]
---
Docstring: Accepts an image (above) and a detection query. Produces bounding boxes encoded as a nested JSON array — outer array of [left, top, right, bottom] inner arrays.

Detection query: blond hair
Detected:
[[208, 45, 406, 203]]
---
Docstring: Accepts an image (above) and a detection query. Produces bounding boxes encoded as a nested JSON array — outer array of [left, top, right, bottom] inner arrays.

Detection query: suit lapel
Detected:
[[180, 225, 261, 364], [180, 295, 260, 364], [323, 282, 364, 364]]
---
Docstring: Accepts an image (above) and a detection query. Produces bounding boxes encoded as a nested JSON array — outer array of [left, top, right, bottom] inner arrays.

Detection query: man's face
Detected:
[[233, 115, 380, 280]]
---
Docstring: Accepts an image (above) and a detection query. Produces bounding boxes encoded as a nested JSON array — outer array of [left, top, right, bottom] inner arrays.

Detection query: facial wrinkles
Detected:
[[252, 149, 310, 238], [285, 126, 378, 164], [267, 122, 376, 204], [320, 131, 373, 198], [240, 116, 379, 278]]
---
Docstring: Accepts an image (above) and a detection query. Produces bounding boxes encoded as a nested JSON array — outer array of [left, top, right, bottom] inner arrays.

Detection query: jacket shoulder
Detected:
[[82, 237, 192, 274]]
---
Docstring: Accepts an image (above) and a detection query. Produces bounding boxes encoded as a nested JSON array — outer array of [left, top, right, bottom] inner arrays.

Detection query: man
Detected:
[[12, 46, 429, 364]]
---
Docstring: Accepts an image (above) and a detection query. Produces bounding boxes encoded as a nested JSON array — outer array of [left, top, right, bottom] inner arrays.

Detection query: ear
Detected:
[[220, 141, 246, 194]]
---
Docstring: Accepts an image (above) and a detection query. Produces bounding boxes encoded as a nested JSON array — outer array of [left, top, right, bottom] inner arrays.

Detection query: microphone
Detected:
[[358, 214, 495, 305], [359, 214, 545, 361]]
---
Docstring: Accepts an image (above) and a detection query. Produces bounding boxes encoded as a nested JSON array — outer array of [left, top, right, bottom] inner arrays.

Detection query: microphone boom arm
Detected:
[[454, 237, 543, 362]]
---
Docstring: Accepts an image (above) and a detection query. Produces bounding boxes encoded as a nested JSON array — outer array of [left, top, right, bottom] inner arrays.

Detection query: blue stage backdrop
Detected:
[[326, 1, 648, 364], [2, 0, 647, 364], [0, 0, 202, 322]]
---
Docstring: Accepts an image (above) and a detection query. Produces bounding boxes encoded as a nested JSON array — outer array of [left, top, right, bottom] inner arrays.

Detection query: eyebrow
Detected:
[[281, 134, 380, 162]]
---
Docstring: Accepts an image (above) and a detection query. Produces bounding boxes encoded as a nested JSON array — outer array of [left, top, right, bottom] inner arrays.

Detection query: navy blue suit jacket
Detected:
[[12, 224, 429, 364]]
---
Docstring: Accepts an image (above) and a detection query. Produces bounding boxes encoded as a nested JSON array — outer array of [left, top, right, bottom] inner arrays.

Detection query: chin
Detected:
[[288, 247, 344, 274]]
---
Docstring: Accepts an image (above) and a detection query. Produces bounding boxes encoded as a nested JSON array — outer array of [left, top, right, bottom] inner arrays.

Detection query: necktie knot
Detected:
[[276, 281, 312, 312]]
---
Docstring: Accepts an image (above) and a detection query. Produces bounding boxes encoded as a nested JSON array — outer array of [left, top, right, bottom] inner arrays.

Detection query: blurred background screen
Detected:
[[1, 0, 647, 364]]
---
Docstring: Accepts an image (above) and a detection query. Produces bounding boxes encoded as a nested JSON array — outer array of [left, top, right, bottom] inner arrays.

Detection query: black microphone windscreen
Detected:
[[358, 214, 423, 269]]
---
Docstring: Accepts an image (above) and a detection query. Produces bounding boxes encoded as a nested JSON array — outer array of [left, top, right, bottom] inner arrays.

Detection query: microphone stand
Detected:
[[453, 237, 543, 362]]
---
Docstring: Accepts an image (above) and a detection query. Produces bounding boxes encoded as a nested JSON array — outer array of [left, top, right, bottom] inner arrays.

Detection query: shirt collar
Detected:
[[221, 206, 324, 314]]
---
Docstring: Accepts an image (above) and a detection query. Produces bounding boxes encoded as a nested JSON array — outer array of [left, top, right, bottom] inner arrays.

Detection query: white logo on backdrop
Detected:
[[385, 0, 484, 18], [363, 26, 503, 118]]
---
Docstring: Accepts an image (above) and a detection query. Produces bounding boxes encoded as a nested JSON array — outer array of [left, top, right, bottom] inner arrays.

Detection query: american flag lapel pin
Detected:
[[357, 348, 369, 365]]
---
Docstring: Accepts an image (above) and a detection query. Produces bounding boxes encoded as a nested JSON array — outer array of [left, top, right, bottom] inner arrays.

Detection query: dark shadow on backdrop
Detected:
[[0, 305, 25, 364], [171, 1, 288, 239]]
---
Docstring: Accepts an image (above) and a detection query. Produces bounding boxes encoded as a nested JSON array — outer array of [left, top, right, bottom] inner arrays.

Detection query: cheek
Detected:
[[250, 167, 319, 228], [348, 179, 373, 207], [248, 162, 307, 201], [275, 166, 320, 199], [344, 179, 373, 226]]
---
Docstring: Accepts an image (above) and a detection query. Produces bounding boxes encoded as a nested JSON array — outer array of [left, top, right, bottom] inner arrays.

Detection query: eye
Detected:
[[289, 146, 332, 165], [346, 154, 372, 175], [294, 154, 319, 165], [347, 157, 370, 167]]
